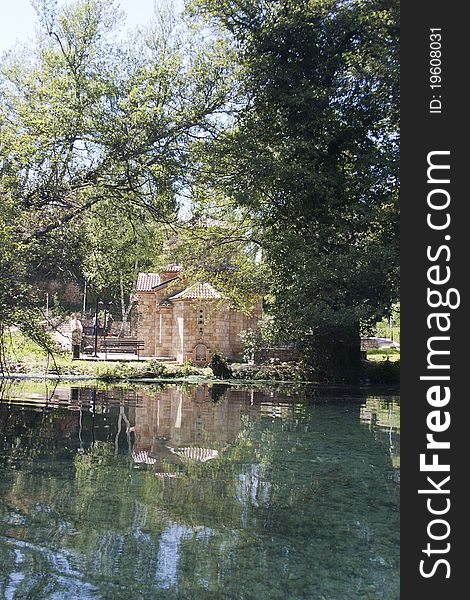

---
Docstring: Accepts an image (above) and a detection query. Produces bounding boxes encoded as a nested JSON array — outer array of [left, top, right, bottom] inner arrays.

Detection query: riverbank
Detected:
[[1, 332, 399, 385], [2, 359, 400, 386]]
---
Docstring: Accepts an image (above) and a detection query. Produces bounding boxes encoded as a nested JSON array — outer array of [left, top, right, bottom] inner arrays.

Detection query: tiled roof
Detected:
[[136, 273, 161, 291], [169, 282, 223, 300], [162, 263, 183, 272], [169, 447, 219, 462]]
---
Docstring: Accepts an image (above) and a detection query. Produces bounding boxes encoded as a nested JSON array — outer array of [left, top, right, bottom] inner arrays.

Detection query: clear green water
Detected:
[[0, 381, 399, 599]]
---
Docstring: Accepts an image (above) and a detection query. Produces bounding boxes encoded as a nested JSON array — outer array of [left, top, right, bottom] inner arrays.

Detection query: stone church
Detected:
[[134, 265, 262, 365]]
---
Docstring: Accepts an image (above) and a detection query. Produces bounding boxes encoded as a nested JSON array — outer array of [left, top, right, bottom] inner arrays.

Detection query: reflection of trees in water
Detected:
[[360, 397, 400, 472], [0, 385, 400, 599]]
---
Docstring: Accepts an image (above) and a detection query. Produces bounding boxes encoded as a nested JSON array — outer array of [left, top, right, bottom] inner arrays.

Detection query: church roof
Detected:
[[162, 263, 183, 273], [169, 282, 223, 300], [136, 272, 161, 291], [136, 273, 179, 292], [169, 446, 219, 462]]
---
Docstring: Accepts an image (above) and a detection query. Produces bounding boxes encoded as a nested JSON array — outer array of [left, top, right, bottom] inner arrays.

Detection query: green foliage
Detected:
[[95, 361, 135, 381], [0, 201, 57, 366], [95, 360, 189, 381], [232, 363, 316, 382], [210, 352, 232, 379], [0, 0, 236, 343], [189, 0, 399, 379], [238, 329, 261, 363], [374, 301, 400, 343], [81, 199, 168, 329], [239, 316, 275, 362], [146, 359, 168, 377], [164, 198, 268, 314], [179, 359, 200, 377], [364, 359, 400, 384]]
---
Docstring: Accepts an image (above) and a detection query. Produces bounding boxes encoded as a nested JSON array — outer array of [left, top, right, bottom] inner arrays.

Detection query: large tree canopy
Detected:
[[0, 0, 236, 341], [188, 0, 399, 379], [1, 0, 235, 232], [1, 0, 399, 380]]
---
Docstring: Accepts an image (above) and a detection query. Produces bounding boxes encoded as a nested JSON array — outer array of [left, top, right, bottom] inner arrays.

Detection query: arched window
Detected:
[[195, 344, 207, 363]]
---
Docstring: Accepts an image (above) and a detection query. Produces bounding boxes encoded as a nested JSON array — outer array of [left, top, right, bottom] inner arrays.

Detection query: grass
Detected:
[[1, 331, 212, 380], [365, 348, 400, 362], [2, 331, 400, 385]]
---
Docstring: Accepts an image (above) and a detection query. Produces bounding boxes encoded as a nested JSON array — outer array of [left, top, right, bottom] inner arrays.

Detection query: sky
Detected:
[[0, 0, 184, 54]]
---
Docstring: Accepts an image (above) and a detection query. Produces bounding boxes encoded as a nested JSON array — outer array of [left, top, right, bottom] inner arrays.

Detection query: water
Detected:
[[0, 381, 399, 599]]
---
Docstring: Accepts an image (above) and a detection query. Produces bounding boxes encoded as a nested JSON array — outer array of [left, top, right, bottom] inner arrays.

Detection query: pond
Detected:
[[0, 381, 399, 599]]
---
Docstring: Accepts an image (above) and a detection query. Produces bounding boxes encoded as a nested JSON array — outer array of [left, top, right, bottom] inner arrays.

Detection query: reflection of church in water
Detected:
[[128, 385, 261, 472], [39, 384, 297, 470]]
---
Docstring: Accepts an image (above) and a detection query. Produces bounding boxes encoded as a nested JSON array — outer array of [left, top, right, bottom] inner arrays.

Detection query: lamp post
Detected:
[[93, 297, 103, 357], [82, 277, 87, 318]]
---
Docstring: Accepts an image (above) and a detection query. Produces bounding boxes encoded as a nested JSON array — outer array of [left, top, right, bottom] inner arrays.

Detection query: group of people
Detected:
[[69, 312, 114, 359]]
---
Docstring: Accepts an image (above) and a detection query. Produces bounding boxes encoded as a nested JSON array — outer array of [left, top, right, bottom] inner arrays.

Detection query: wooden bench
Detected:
[[100, 339, 145, 359]]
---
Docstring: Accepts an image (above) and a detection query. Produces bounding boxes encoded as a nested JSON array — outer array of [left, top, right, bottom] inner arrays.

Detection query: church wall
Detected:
[[136, 292, 156, 357], [176, 301, 233, 364], [211, 304, 232, 357], [155, 307, 174, 357], [136, 289, 262, 364]]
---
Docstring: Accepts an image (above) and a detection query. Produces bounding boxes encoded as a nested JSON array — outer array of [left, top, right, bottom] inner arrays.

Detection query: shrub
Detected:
[[364, 359, 400, 384], [179, 359, 200, 376], [232, 363, 316, 382], [239, 316, 276, 363], [210, 352, 232, 379], [96, 362, 134, 382], [239, 328, 262, 363], [146, 359, 167, 377]]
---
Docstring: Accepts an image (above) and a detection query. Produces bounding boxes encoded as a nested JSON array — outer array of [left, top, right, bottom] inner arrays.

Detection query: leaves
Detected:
[[0, 0, 235, 345]]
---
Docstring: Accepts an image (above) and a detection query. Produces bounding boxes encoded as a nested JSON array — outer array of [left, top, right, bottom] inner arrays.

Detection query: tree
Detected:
[[188, 0, 399, 380], [0, 198, 57, 371], [0, 0, 236, 342], [165, 192, 268, 314], [81, 199, 168, 333]]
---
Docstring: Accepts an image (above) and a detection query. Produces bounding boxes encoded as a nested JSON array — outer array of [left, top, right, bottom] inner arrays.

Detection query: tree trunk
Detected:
[[303, 324, 362, 383]]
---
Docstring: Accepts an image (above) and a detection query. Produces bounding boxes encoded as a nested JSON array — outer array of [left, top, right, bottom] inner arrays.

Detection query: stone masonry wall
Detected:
[[136, 292, 156, 357], [136, 292, 262, 364]]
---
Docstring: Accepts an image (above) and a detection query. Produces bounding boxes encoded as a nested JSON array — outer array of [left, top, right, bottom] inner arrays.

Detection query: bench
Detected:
[[100, 339, 145, 359]]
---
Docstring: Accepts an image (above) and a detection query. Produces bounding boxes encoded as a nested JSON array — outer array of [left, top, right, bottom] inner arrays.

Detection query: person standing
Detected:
[[105, 312, 114, 336], [70, 314, 83, 360]]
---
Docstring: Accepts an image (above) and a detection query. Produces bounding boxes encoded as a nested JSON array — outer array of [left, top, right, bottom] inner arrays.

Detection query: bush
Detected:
[[210, 352, 232, 379], [146, 359, 167, 377], [239, 316, 276, 363], [179, 359, 200, 377], [238, 328, 262, 363], [232, 363, 315, 382], [96, 362, 134, 382], [364, 359, 400, 384]]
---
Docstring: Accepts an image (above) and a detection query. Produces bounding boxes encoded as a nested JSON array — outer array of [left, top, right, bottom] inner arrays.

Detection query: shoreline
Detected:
[[1, 372, 400, 392]]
